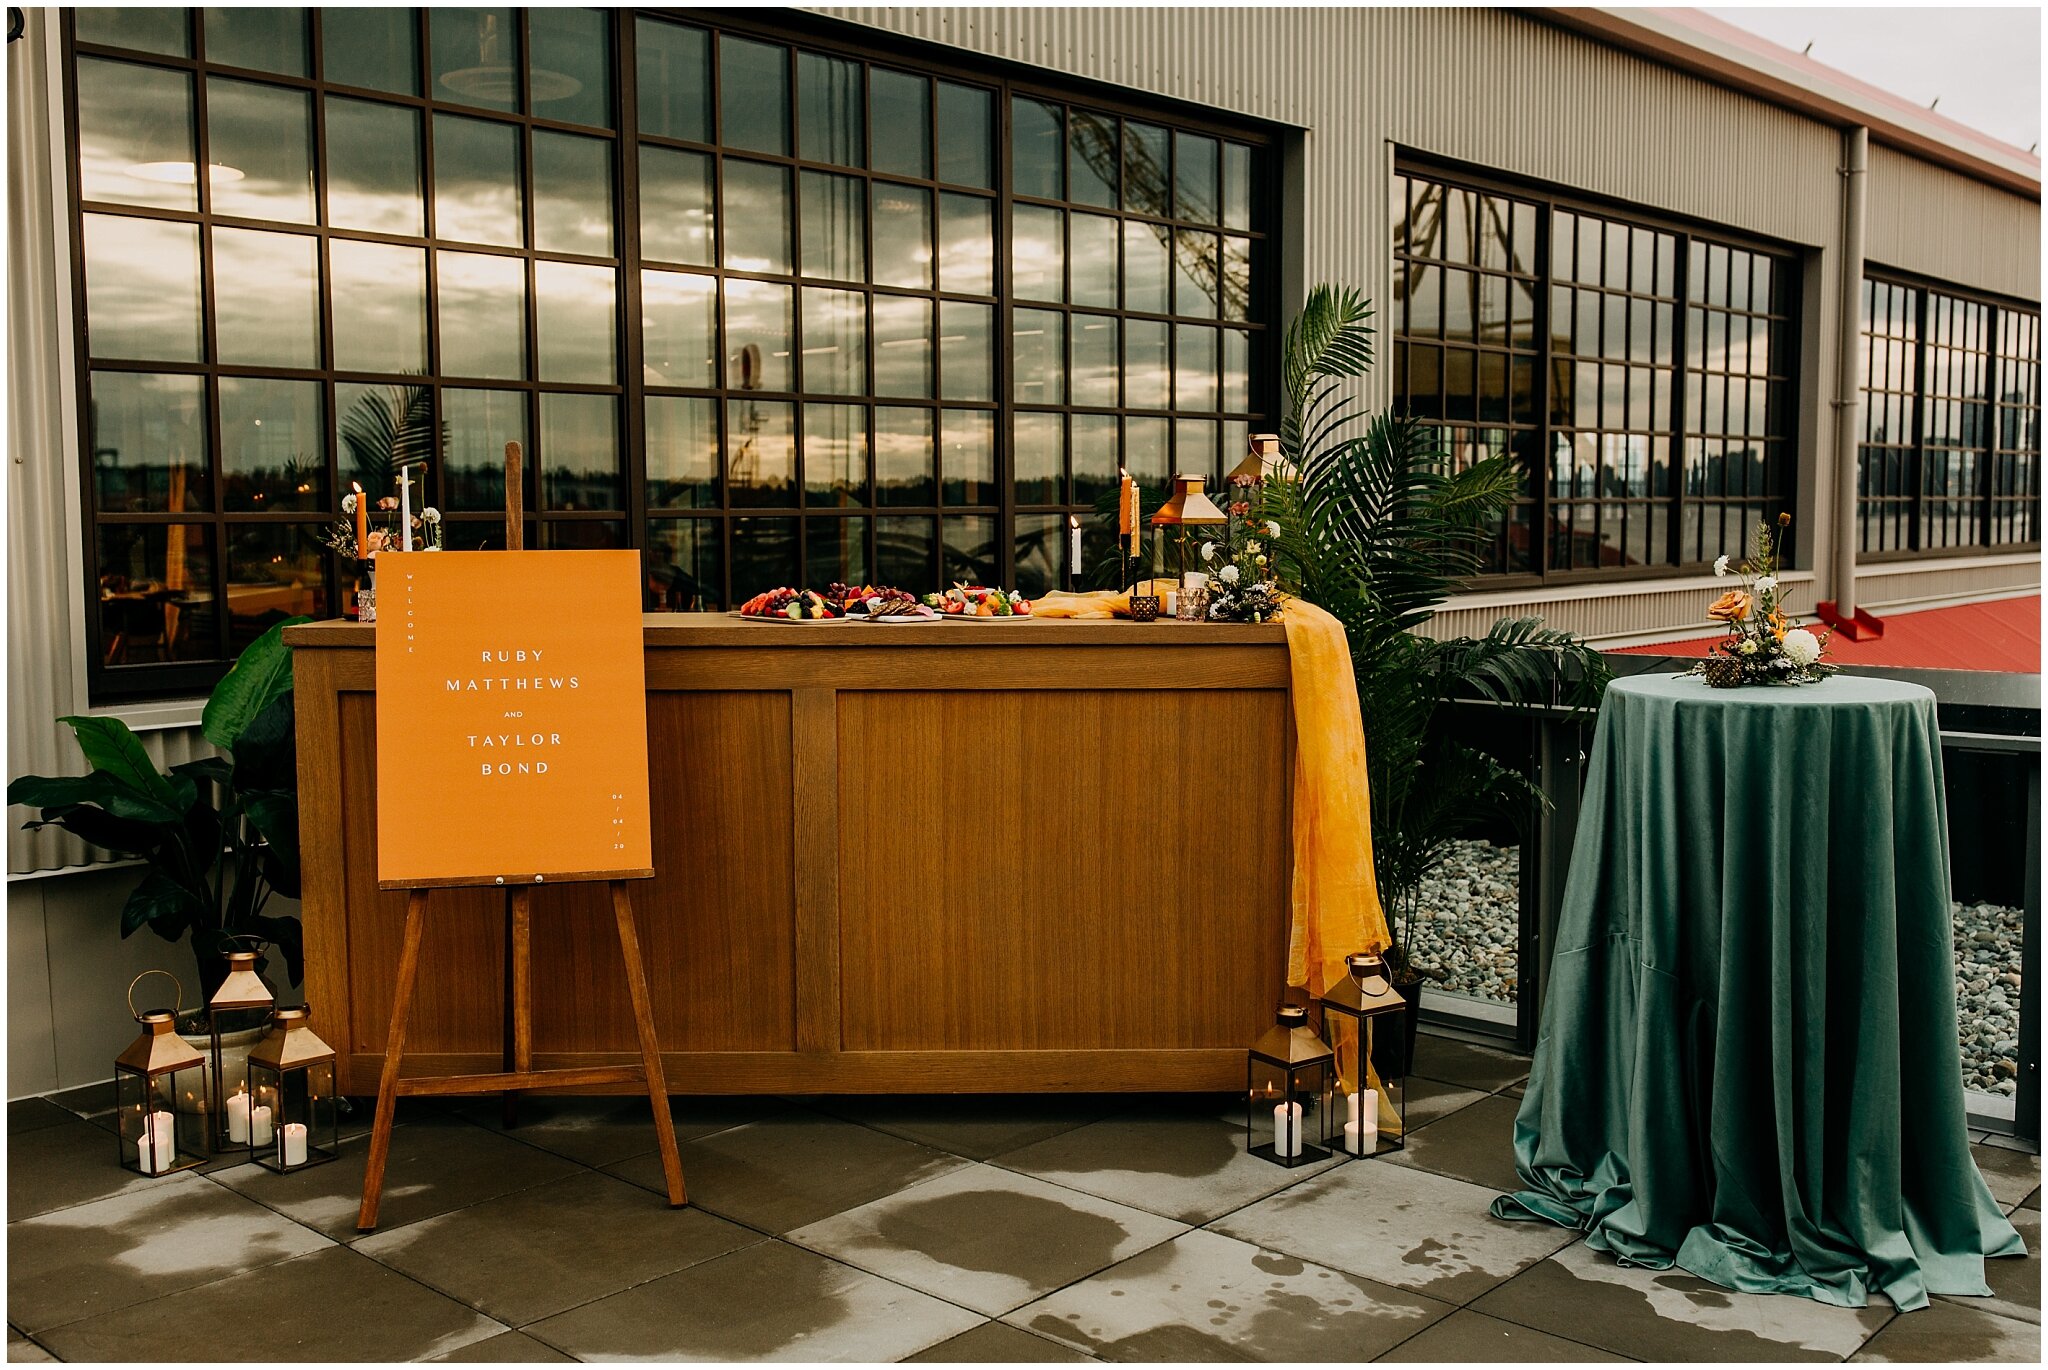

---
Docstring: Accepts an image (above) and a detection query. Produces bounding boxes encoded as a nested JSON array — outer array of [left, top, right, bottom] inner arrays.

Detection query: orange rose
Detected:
[[1707, 590, 1751, 623]]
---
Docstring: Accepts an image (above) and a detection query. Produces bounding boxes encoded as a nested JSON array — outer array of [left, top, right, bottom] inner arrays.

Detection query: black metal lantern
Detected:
[[114, 973, 209, 1177], [206, 949, 272, 1152], [1319, 950, 1409, 1156], [1245, 1003, 1335, 1166], [245, 1006, 341, 1173]]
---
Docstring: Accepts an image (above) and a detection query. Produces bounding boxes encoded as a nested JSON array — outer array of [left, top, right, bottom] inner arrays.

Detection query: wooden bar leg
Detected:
[[505, 887, 533, 1128], [611, 881, 686, 1206], [358, 889, 428, 1232]]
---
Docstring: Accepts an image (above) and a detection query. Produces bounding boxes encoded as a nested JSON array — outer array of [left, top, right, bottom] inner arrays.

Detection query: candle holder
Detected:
[[114, 972, 210, 1178], [1318, 951, 1409, 1157], [206, 949, 273, 1152], [1128, 593, 1160, 622], [1245, 1003, 1334, 1167], [245, 1006, 341, 1174]]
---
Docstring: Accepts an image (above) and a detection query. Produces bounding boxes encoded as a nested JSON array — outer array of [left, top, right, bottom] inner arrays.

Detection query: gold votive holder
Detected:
[[1129, 594, 1160, 622]]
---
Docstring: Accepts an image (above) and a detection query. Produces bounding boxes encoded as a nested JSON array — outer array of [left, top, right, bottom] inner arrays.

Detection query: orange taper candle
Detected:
[[352, 481, 367, 559]]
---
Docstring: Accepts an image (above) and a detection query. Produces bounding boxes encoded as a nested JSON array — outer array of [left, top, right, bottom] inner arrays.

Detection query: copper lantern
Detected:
[[1245, 1003, 1334, 1166], [1148, 474, 1228, 589], [244, 1006, 340, 1173], [114, 973, 209, 1177], [206, 949, 272, 1151], [1319, 951, 1408, 1156]]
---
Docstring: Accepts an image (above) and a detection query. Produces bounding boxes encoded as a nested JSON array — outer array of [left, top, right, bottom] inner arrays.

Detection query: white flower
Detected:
[[1713, 554, 1730, 578], [1738, 640, 1757, 656], [1200, 542, 1217, 563], [1266, 520, 1281, 537], [422, 507, 442, 525], [342, 492, 358, 515], [1246, 539, 1261, 554], [1218, 564, 1241, 585], [1782, 628, 1821, 667], [1754, 575, 1777, 596]]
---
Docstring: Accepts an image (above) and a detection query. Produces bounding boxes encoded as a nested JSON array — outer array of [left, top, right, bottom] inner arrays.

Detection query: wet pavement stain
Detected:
[[868, 1187, 1132, 1283]]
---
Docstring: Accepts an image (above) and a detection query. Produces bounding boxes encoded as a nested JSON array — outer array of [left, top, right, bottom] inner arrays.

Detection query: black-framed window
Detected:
[[63, 7, 1274, 702], [1390, 165, 1797, 581], [1857, 275, 2040, 557]]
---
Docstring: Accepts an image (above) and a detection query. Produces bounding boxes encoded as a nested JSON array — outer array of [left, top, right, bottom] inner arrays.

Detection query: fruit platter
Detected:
[[923, 584, 1035, 619], [735, 587, 840, 621], [830, 583, 939, 622]]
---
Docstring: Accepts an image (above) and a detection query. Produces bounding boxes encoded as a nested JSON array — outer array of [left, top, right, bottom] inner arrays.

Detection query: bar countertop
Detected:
[[283, 611, 1291, 649]]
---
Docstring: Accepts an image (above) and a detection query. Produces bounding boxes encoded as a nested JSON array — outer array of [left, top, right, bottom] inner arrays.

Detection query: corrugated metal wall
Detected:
[[1867, 142, 2042, 299]]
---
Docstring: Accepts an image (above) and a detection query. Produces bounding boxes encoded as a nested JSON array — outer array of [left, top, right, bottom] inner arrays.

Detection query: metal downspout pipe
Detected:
[[1831, 126, 1869, 622]]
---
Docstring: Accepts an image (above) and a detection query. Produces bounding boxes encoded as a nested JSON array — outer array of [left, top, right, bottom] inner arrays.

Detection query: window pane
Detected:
[[1125, 320, 1169, 410], [1124, 220, 1170, 314], [90, 371, 208, 512], [541, 520, 623, 550], [722, 160, 792, 274], [728, 399, 796, 505], [873, 295, 933, 398], [325, 97, 422, 235], [1223, 329, 1250, 412], [1072, 212, 1119, 309], [939, 301, 992, 402], [76, 59, 194, 210], [941, 409, 994, 505], [1069, 110, 1117, 208], [1012, 204, 1064, 303], [534, 260, 616, 384], [805, 402, 867, 506], [1123, 122, 1168, 217], [870, 69, 929, 178], [1176, 324, 1218, 411], [874, 514, 934, 589], [226, 523, 326, 651], [876, 406, 934, 507], [639, 146, 715, 265], [528, 7, 612, 128], [533, 131, 614, 256], [77, 7, 189, 55], [1012, 98, 1063, 200], [208, 78, 314, 222], [97, 525, 217, 664], [647, 395, 720, 509], [800, 171, 866, 283], [1072, 412, 1119, 506], [1073, 315, 1119, 408], [732, 516, 800, 597], [329, 239, 425, 373], [220, 378, 325, 511], [721, 36, 788, 155], [1175, 132, 1218, 224], [1222, 142, 1251, 231], [430, 7, 520, 113], [1015, 411, 1063, 505], [1175, 417, 1219, 475], [322, 7, 418, 94], [540, 393, 620, 510], [642, 269, 717, 388], [84, 214, 201, 361], [808, 515, 869, 587], [637, 18, 709, 143], [935, 82, 992, 188], [204, 7, 308, 74], [1012, 512, 1058, 595], [438, 250, 528, 380], [645, 518, 719, 608], [798, 52, 863, 166], [872, 185, 932, 290], [441, 388, 528, 513], [1013, 309, 1065, 405], [1220, 237, 1252, 323], [938, 193, 994, 295], [1175, 230, 1219, 319], [944, 513, 998, 585], [1125, 414, 1169, 483], [212, 227, 318, 368], [801, 287, 867, 396], [725, 279, 792, 393], [433, 113, 523, 247]]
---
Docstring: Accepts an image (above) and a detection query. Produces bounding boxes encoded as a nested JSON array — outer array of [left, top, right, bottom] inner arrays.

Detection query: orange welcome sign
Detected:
[[374, 550, 653, 888]]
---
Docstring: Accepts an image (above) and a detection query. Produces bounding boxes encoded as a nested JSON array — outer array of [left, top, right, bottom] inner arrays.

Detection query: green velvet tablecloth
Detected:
[[1491, 673, 2024, 1310]]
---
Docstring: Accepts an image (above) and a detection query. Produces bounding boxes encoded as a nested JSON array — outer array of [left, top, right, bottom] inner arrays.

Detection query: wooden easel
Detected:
[[355, 443, 686, 1231]]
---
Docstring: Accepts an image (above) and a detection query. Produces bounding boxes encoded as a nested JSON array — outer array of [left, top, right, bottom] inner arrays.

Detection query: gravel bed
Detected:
[[1405, 840, 1520, 1005], [1953, 899, 2024, 1098]]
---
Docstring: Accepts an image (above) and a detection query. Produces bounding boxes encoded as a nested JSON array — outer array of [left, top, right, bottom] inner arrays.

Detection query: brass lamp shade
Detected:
[[1322, 951, 1406, 1016], [210, 951, 272, 1013], [1149, 474, 1228, 527], [249, 1007, 337, 1071], [1248, 1003, 1334, 1069], [1228, 433, 1283, 485], [117, 1011, 206, 1077]]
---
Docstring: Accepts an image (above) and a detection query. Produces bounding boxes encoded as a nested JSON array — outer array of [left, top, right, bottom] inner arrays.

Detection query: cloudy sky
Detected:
[[1704, 7, 2040, 153]]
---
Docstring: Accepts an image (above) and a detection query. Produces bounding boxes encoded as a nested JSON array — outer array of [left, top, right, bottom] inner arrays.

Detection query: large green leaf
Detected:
[[243, 912, 305, 987], [57, 715, 178, 807], [241, 789, 300, 897], [230, 694, 297, 794], [120, 870, 207, 939], [201, 616, 310, 750]]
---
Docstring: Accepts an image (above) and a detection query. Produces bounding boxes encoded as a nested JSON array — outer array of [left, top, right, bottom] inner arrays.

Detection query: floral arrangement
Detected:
[[1689, 513, 1834, 687], [318, 477, 443, 562], [1198, 478, 1285, 623]]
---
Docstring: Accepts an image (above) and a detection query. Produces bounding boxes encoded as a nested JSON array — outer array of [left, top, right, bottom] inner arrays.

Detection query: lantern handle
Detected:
[[126, 969, 184, 1022]]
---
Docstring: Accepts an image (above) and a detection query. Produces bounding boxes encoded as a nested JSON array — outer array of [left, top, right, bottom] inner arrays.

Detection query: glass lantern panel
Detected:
[[116, 1065, 208, 1175]]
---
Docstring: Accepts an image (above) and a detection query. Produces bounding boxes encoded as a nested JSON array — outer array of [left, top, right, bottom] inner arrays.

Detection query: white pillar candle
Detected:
[[249, 1104, 274, 1147], [226, 1087, 251, 1143], [1163, 591, 1179, 616], [1272, 1101, 1303, 1158], [398, 465, 414, 552], [1344, 1088, 1380, 1155], [1068, 516, 1082, 576], [281, 1123, 308, 1167], [142, 1109, 177, 1175], [1182, 570, 1208, 590]]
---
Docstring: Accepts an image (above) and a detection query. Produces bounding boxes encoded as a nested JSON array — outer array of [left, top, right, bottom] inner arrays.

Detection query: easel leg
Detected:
[[611, 881, 686, 1206], [505, 887, 533, 1127], [358, 889, 428, 1232]]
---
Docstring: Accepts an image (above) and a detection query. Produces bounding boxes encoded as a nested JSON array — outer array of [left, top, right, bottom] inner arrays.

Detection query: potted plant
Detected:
[[1265, 286, 1610, 1071], [8, 618, 311, 1091]]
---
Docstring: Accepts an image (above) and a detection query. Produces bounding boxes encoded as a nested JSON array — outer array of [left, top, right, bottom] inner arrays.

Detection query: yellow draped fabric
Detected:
[[1031, 590, 1130, 618]]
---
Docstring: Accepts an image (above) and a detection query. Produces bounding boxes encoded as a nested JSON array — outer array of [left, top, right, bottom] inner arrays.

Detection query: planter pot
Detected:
[[171, 1010, 267, 1118], [1370, 978, 1424, 1081]]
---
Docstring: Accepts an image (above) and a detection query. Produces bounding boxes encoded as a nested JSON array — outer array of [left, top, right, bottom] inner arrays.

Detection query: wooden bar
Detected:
[[288, 613, 1295, 1096]]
